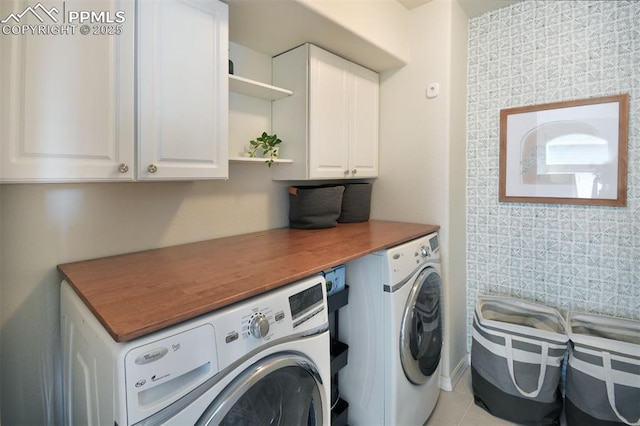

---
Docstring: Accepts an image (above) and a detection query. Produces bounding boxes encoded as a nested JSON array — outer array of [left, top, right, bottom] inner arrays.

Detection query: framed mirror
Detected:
[[499, 94, 629, 206]]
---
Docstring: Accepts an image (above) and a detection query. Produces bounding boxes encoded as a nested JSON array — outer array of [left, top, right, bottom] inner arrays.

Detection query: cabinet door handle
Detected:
[[352, 169, 357, 175], [344, 170, 350, 175], [118, 163, 129, 173], [148, 164, 158, 173]]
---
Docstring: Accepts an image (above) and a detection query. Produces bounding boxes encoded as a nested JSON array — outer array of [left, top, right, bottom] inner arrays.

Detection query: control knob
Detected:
[[249, 314, 270, 339], [420, 246, 429, 258]]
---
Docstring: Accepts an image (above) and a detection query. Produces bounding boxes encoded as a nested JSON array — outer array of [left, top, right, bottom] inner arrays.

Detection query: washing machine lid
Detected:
[[196, 352, 327, 426], [399, 266, 443, 385]]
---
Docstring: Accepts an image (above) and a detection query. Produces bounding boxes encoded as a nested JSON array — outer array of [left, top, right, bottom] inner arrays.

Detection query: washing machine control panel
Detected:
[[211, 276, 328, 370], [387, 232, 440, 283], [417, 234, 439, 259]]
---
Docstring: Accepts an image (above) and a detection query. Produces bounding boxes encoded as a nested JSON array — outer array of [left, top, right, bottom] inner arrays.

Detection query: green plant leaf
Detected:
[[247, 131, 283, 166]]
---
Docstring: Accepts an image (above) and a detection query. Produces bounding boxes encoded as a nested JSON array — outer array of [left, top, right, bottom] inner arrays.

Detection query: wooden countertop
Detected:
[[58, 220, 438, 342]]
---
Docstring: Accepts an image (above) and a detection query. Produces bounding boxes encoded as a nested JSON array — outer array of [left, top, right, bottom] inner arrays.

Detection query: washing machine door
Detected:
[[399, 266, 443, 385], [196, 353, 327, 426]]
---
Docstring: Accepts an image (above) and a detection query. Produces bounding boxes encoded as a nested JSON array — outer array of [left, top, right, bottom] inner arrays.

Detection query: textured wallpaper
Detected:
[[466, 0, 640, 342]]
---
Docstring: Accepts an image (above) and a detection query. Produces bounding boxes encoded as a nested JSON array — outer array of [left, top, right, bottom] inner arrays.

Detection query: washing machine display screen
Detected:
[[429, 234, 439, 252], [289, 283, 323, 320]]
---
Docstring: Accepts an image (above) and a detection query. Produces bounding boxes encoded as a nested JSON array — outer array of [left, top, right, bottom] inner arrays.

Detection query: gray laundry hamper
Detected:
[[471, 295, 568, 426], [565, 311, 640, 426]]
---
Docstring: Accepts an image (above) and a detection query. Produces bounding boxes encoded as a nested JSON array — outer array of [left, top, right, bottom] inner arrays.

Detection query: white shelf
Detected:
[[229, 75, 293, 100], [229, 156, 293, 164]]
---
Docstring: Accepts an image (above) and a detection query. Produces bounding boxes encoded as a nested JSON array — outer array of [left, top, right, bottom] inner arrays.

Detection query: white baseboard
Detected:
[[438, 354, 470, 391]]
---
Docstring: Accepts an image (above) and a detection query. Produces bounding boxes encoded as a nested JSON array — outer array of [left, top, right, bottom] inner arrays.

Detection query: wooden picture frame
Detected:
[[499, 94, 629, 206]]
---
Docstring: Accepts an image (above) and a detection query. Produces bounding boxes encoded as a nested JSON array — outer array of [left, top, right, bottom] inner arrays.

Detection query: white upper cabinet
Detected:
[[0, 0, 135, 182], [137, 0, 228, 180], [271, 44, 379, 181], [0, 0, 228, 183]]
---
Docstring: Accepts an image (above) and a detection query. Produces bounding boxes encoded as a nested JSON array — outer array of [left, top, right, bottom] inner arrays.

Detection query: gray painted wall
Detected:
[[374, 0, 469, 386], [0, 173, 290, 424]]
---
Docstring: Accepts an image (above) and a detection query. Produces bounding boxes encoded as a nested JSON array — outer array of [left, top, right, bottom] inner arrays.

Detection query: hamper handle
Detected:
[[602, 352, 640, 426], [505, 335, 547, 398]]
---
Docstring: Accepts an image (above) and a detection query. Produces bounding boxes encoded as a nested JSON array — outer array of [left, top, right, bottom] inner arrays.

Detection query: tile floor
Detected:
[[425, 368, 521, 426], [425, 368, 568, 426]]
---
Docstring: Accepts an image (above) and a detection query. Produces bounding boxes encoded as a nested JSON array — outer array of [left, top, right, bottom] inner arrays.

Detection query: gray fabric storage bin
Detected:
[[338, 183, 372, 223], [565, 311, 640, 426], [471, 295, 568, 426], [288, 185, 345, 229]]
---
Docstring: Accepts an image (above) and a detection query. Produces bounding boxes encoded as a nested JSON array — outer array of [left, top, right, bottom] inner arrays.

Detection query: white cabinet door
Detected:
[[349, 63, 379, 178], [272, 44, 378, 181], [137, 0, 228, 181], [308, 46, 350, 179], [0, 0, 135, 182]]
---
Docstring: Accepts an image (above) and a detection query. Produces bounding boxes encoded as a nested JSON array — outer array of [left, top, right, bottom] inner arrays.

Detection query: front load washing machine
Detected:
[[61, 275, 331, 425], [339, 232, 443, 425]]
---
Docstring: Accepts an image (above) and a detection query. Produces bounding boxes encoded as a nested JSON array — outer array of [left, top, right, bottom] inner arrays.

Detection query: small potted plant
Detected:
[[247, 132, 282, 167]]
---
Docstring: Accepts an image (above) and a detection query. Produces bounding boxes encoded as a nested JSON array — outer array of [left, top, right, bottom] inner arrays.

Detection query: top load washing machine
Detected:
[[61, 275, 331, 425], [338, 232, 443, 425]]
